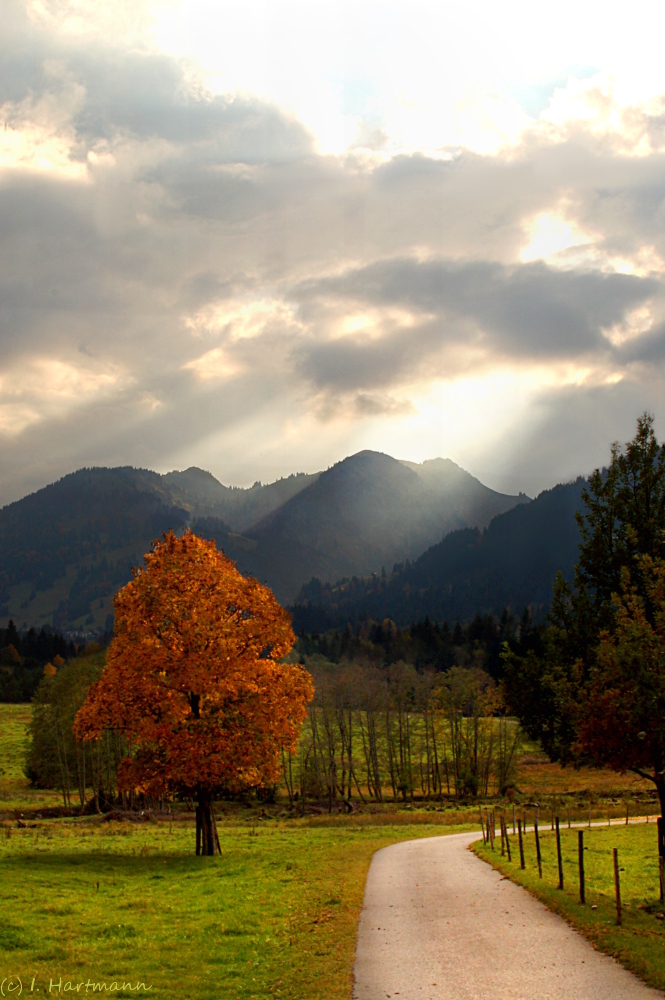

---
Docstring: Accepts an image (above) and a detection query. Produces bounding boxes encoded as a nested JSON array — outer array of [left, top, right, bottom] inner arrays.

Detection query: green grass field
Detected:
[[0, 703, 62, 811], [3, 699, 664, 998], [0, 703, 31, 783], [0, 815, 476, 1000], [474, 821, 665, 991]]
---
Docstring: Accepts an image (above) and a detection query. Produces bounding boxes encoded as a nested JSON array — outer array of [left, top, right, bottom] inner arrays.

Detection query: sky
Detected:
[[2, 0, 665, 506]]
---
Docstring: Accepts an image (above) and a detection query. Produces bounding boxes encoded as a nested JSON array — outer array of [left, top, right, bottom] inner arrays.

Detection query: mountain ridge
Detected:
[[291, 477, 586, 630], [237, 450, 527, 600], [0, 452, 527, 630]]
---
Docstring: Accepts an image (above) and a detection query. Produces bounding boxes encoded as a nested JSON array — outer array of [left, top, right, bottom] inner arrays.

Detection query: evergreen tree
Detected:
[[503, 413, 665, 764]]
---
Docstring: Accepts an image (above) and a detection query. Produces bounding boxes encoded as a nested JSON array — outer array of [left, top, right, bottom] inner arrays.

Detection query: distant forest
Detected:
[[0, 606, 544, 702], [0, 622, 77, 702], [295, 608, 543, 680]]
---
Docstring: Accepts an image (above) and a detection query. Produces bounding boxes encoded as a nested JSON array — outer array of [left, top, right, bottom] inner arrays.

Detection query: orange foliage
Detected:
[[74, 531, 314, 797]]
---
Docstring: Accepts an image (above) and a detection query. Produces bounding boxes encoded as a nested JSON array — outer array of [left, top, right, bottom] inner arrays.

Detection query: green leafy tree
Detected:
[[27, 647, 120, 809], [503, 413, 665, 767], [580, 557, 665, 814], [576, 412, 665, 615]]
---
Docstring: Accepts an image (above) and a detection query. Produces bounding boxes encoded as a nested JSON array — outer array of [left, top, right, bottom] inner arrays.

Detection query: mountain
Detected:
[[291, 478, 586, 630], [161, 467, 319, 532], [0, 453, 527, 631], [0, 466, 315, 632], [199, 451, 528, 603]]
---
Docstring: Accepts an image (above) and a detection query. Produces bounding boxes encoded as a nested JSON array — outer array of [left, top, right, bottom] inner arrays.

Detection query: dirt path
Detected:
[[353, 830, 662, 1000]]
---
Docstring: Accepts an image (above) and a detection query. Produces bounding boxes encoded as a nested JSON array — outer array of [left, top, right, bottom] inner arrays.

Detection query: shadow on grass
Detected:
[[1, 851, 218, 876]]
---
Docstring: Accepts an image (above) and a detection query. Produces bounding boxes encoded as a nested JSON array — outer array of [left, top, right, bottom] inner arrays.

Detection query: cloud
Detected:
[[291, 259, 660, 401], [2, 1, 665, 506]]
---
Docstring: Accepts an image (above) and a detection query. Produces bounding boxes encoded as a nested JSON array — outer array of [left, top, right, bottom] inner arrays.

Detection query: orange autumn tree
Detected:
[[74, 531, 314, 854]]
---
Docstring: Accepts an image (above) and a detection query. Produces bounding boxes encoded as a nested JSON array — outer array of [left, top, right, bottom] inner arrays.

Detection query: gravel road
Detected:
[[353, 830, 662, 1000]]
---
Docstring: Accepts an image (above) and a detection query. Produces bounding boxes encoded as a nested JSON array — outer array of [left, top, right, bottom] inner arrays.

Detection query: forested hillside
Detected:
[[217, 451, 527, 602], [292, 478, 585, 629], [162, 467, 319, 531], [0, 453, 526, 629], [0, 466, 314, 632]]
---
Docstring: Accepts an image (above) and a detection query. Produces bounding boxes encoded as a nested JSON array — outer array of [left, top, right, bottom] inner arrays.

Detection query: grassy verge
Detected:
[[0, 815, 471, 1000], [474, 820, 665, 991]]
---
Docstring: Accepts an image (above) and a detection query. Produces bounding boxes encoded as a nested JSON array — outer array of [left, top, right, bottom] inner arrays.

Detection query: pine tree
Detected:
[[503, 413, 665, 767]]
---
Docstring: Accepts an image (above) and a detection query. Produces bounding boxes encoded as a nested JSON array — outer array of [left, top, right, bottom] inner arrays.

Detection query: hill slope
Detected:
[[202, 451, 528, 603], [291, 478, 586, 629], [0, 465, 315, 632], [161, 467, 319, 531], [0, 453, 527, 629]]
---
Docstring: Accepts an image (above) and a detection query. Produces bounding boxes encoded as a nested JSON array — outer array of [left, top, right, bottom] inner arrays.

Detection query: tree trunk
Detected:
[[656, 776, 665, 822], [196, 790, 220, 856]]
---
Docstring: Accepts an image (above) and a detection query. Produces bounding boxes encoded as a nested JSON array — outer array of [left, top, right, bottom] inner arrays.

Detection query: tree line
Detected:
[[282, 657, 519, 808], [0, 621, 76, 702], [296, 608, 543, 680], [27, 648, 519, 811]]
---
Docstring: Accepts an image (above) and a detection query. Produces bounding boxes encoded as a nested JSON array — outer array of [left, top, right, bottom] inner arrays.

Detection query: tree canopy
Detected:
[[579, 557, 665, 812], [74, 531, 314, 853], [503, 413, 665, 812]]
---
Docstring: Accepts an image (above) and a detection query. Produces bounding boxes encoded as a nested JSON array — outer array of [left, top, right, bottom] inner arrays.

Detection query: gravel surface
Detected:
[[353, 831, 662, 1000]]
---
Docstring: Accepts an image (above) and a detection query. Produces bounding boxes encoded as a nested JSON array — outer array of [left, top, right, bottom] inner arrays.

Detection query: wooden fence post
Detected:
[[578, 830, 585, 904], [613, 848, 622, 925], [658, 818, 665, 903], [556, 817, 563, 890], [517, 818, 525, 870], [500, 813, 505, 856], [512, 803, 516, 835], [534, 818, 542, 878], [503, 816, 512, 862], [480, 808, 486, 844]]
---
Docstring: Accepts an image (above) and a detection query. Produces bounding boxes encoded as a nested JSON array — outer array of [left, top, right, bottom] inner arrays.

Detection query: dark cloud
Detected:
[[296, 321, 443, 392], [303, 258, 656, 351], [2, 3, 665, 505], [293, 259, 659, 395]]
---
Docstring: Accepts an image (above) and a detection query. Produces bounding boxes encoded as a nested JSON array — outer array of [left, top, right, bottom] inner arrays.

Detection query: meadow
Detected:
[[1, 706, 482, 999], [475, 820, 665, 991], [0, 813, 483, 1000], [0, 704, 60, 811], [2, 700, 663, 999]]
